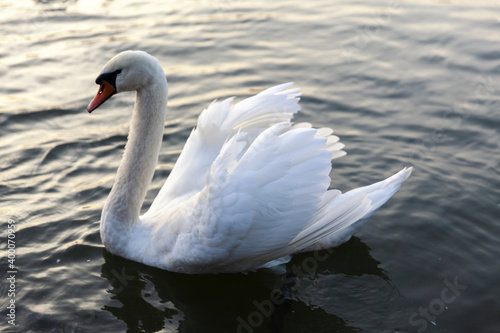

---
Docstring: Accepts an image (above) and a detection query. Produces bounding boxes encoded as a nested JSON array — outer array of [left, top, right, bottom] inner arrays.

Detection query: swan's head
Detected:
[[87, 50, 166, 113]]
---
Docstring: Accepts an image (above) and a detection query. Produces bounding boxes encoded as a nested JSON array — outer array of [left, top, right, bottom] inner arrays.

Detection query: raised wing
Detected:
[[147, 83, 302, 213]]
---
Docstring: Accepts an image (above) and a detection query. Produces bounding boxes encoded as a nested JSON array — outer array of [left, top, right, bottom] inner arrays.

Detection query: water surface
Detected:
[[1, 0, 499, 332]]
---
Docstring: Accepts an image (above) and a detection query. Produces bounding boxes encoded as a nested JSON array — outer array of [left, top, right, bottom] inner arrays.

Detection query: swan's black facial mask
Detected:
[[87, 69, 122, 113]]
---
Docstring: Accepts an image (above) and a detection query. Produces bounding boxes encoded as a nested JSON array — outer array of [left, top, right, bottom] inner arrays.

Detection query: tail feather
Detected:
[[300, 167, 413, 252], [251, 167, 412, 264], [343, 167, 413, 219], [288, 194, 372, 249]]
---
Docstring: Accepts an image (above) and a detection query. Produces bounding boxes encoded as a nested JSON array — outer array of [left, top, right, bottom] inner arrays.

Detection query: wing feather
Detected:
[[158, 122, 336, 272], [147, 83, 302, 214]]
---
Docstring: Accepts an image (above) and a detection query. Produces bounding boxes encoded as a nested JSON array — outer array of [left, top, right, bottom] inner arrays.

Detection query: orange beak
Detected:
[[87, 80, 116, 113]]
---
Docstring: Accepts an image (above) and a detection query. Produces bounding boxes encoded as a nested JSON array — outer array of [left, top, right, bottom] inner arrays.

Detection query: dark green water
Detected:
[[1, 0, 499, 332]]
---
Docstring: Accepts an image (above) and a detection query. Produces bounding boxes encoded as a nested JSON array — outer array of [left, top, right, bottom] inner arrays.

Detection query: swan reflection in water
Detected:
[[100, 236, 395, 332]]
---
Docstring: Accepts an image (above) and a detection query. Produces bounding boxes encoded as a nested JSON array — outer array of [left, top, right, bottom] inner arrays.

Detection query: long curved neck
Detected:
[[101, 78, 167, 246]]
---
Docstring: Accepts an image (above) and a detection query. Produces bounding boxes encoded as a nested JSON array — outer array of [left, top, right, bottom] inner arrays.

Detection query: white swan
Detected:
[[87, 50, 412, 274]]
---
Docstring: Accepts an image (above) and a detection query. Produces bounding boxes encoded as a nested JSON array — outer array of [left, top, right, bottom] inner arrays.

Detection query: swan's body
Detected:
[[88, 51, 412, 274]]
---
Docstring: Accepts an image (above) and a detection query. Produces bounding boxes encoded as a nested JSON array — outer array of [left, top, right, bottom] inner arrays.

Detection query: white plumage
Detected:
[[87, 50, 412, 274]]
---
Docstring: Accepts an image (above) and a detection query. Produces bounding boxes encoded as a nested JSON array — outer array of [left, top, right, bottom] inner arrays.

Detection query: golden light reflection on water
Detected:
[[69, 0, 108, 13]]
